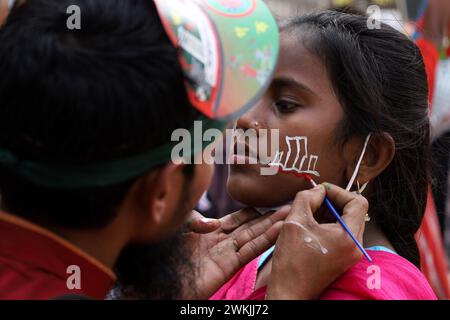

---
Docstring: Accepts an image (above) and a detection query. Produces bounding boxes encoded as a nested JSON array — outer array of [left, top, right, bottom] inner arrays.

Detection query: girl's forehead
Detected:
[[276, 34, 331, 96], [278, 32, 321, 69]]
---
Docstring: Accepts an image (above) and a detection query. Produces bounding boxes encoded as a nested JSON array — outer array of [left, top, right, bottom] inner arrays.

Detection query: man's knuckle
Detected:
[[282, 222, 301, 235], [297, 189, 313, 201], [356, 195, 369, 208]]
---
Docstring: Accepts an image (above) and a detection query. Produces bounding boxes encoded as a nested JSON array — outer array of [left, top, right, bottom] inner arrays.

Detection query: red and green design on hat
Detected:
[[155, 0, 279, 121], [203, 0, 256, 17], [0, 0, 279, 189]]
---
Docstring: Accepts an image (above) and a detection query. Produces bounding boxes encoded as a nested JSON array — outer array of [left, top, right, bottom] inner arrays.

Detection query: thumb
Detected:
[[186, 210, 221, 234]]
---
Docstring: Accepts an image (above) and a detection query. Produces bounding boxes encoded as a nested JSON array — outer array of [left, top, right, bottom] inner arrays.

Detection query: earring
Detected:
[[253, 121, 260, 128], [356, 180, 369, 195], [356, 181, 370, 222]]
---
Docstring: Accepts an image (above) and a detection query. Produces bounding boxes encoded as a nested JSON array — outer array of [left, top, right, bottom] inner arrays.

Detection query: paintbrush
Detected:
[[278, 168, 373, 262]]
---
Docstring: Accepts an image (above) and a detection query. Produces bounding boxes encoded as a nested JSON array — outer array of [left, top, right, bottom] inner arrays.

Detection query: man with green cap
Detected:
[[0, 0, 367, 300]]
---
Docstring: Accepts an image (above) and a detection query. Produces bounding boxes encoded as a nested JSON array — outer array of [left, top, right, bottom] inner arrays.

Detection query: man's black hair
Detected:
[[0, 0, 197, 229]]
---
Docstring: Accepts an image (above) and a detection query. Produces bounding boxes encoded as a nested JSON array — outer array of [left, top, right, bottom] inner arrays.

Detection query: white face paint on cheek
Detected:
[[269, 136, 320, 177], [255, 136, 320, 215], [285, 221, 328, 254]]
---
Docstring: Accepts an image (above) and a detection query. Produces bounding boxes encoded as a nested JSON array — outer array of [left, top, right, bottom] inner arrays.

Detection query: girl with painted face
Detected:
[[213, 10, 437, 300]]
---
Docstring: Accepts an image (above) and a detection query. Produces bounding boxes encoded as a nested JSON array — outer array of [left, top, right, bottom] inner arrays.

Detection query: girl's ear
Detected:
[[344, 132, 395, 187]]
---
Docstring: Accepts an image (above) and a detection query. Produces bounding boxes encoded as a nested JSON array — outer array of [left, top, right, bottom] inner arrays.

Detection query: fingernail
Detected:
[[201, 217, 216, 224]]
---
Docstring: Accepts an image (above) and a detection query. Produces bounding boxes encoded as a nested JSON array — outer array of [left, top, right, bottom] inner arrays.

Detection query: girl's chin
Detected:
[[227, 182, 287, 208], [227, 170, 311, 207]]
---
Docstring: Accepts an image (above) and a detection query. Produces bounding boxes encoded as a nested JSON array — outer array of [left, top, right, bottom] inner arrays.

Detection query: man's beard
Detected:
[[113, 188, 197, 300], [113, 228, 195, 300]]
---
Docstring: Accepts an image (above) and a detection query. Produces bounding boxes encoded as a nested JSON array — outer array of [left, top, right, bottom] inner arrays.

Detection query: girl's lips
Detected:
[[231, 141, 259, 165], [231, 141, 273, 165]]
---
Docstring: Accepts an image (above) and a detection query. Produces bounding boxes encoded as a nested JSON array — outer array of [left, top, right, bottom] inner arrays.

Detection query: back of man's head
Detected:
[[0, 0, 196, 228]]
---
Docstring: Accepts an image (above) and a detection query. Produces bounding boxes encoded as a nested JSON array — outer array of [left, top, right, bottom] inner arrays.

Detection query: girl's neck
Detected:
[[363, 221, 396, 252]]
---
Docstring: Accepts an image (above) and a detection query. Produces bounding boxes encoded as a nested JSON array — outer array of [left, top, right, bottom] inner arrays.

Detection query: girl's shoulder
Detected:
[[321, 250, 437, 300]]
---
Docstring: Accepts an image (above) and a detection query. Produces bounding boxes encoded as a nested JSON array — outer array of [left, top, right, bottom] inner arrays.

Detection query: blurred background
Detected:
[[264, 0, 417, 40], [267, 0, 422, 18]]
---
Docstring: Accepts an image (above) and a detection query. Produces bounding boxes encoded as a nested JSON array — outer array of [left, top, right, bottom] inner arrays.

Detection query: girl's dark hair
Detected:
[[282, 10, 431, 267]]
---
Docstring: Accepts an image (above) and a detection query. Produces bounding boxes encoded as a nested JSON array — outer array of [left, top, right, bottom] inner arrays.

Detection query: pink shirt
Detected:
[[210, 250, 437, 300]]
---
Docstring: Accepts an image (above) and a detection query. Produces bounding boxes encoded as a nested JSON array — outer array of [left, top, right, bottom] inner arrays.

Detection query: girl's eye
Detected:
[[273, 99, 301, 114]]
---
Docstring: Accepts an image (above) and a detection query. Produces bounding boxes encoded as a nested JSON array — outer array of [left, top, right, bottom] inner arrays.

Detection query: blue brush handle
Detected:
[[323, 197, 373, 262]]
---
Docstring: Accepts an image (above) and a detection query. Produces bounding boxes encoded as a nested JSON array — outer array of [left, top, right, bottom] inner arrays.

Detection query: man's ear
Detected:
[[130, 163, 186, 242], [344, 132, 395, 186]]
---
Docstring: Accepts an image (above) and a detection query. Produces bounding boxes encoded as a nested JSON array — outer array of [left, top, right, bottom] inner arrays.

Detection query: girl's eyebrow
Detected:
[[270, 76, 315, 96]]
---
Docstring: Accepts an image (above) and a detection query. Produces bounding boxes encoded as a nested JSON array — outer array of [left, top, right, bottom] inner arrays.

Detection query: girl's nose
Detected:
[[236, 105, 266, 131]]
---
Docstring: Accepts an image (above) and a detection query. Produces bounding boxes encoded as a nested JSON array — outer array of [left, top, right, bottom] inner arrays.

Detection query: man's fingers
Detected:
[[288, 185, 326, 225], [232, 206, 290, 235], [232, 206, 290, 248], [323, 183, 368, 236], [340, 195, 368, 236], [220, 207, 260, 232], [236, 221, 284, 266], [322, 183, 358, 209], [186, 210, 221, 234]]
